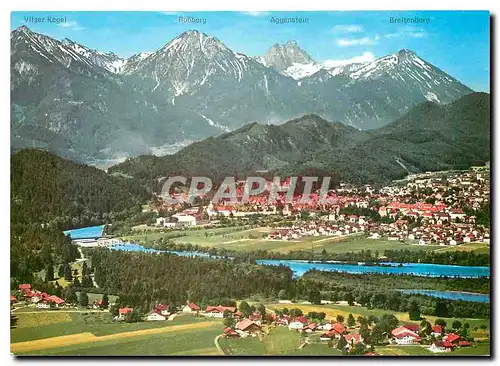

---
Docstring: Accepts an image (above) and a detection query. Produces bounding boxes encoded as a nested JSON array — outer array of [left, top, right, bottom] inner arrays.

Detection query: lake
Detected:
[[63, 225, 105, 240], [398, 289, 490, 303], [109, 243, 225, 259], [255, 259, 490, 278]]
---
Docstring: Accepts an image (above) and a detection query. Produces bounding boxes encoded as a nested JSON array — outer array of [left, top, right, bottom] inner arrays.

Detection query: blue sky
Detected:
[[11, 11, 490, 91]]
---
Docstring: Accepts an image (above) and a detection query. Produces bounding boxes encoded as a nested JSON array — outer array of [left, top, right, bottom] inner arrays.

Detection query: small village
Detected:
[[10, 168, 490, 356], [11, 281, 483, 356]]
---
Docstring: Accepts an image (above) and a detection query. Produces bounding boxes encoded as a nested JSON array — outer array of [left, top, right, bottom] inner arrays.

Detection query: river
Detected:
[[255, 259, 490, 278]]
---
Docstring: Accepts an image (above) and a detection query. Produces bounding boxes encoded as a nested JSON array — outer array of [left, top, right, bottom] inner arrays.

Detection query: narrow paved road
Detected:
[[214, 334, 226, 355]]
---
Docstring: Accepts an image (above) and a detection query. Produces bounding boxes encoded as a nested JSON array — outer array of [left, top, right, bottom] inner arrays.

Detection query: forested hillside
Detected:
[[110, 92, 490, 186], [11, 149, 149, 227]]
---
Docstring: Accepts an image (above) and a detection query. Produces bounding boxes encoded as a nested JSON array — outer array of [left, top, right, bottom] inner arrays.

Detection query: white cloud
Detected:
[[323, 51, 375, 68], [384, 27, 427, 39], [241, 11, 270, 17], [384, 33, 400, 38], [408, 32, 427, 38], [332, 24, 363, 33], [336, 35, 379, 47], [59, 20, 83, 31]]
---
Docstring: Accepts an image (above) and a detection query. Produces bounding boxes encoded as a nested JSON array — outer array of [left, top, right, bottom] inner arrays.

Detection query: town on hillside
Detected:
[[72, 167, 490, 252]]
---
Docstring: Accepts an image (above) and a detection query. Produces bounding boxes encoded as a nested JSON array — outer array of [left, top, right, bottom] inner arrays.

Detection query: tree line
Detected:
[[85, 249, 489, 319]]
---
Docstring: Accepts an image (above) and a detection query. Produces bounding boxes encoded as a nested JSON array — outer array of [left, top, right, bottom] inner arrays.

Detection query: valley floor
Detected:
[[11, 302, 490, 356]]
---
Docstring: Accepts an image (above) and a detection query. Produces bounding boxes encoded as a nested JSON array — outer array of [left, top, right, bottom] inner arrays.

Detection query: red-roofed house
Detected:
[[458, 340, 472, 347], [444, 333, 461, 344], [49, 295, 65, 307], [345, 333, 363, 345], [118, 307, 134, 320], [392, 326, 420, 345], [331, 322, 346, 336], [182, 302, 201, 313], [223, 327, 239, 338], [296, 316, 308, 324], [236, 319, 262, 336], [431, 325, 443, 337], [153, 304, 170, 316], [303, 322, 318, 333], [204, 305, 236, 318], [320, 322, 347, 340], [147, 310, 167, 321], [320, 331, 335, 341], [403, 324, 420, 333], [18, 284, 31, 292]]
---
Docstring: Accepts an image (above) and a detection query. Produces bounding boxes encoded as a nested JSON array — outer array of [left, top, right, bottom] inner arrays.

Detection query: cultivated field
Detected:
[[11, 313, 221, 355], [432, 242, 490, 255], [121, 225, 490, 257]]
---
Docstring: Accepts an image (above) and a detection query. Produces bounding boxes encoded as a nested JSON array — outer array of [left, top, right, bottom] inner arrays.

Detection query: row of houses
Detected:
[[272, 313, 473, 353], [15, 284, 65, 309], [391, 324, 471, 352], [267, 222, 365, 241], [366, 218, 489, 245], [223, 319, 263, 338]]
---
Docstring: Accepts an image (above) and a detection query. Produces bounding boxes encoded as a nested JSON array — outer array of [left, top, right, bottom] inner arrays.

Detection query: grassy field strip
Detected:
[[432, 242, 489, 253], [222, 239, 252, 244], [11, 321, 216, 354], [13, 312, 72, 328]]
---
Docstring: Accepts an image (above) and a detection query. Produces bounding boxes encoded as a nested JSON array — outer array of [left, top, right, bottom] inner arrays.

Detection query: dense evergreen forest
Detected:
[[10, 149, 150, 284], [88, 249, 294, 312], [109, 93, 490, 186], [301, 271, 490, 294], [87, 249, 489, 319], [10, 224, 79, 283], [11, 149, 149, 227]]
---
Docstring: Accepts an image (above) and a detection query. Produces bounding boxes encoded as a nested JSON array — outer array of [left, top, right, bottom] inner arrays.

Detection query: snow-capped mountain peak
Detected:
[[61, 38, 126, 73], [123, 28, 261, 97], [349, 48, 427, 80]]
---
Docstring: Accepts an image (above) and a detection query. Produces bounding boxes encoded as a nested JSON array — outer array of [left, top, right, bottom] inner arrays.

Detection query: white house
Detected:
[[36, 301, 51, 309], [428, 342, 447, 353], [391, 326, 421, 345], [172, 213, 197, 226], [147, 311, 167, 321], [431, 325, 443, 338], [288, 321, 304, 330], [156, 217, 178, 228], [182, 302, 201, 313]]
